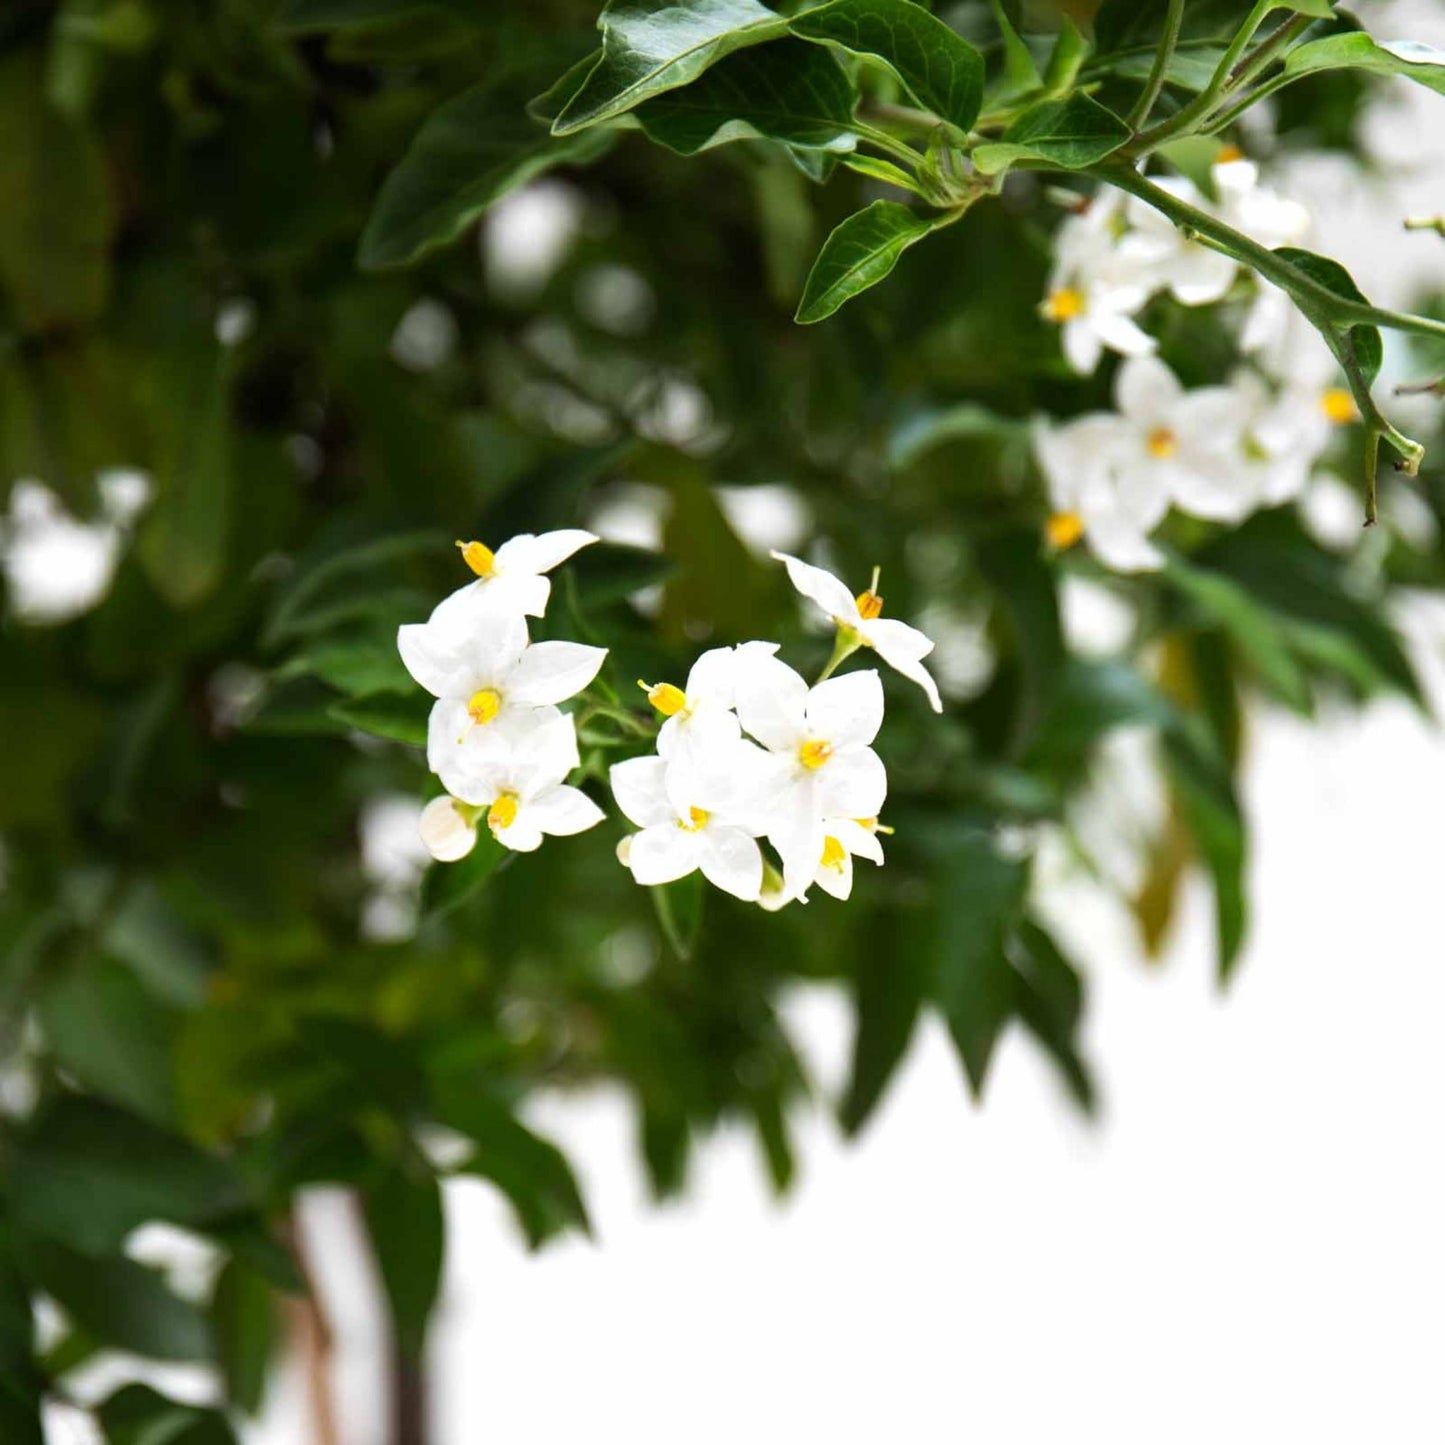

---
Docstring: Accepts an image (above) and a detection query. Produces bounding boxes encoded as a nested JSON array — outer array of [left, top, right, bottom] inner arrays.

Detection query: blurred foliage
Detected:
[[0, 0, 1440, 1437]]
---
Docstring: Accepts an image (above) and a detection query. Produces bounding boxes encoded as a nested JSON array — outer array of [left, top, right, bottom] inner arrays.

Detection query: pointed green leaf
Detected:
[[1274, 245, 1382, 382], [361, 59, 613, 270], [329, 689, 431, 746], [972, 93, 1131, 175], [363, 1169, 443, 1361], [789, 0, 984, 133], [552, 0, 791, 135], [634, 37, 858, 154], [795, 200, 943, 323], [1283, 33, 1445, 97]]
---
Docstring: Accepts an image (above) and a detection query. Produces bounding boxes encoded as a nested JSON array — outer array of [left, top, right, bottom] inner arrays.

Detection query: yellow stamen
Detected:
[[487, 793, 518, 831], [798, 739, 833, 770], [1146, 426, 1178, 460], [678, 806, 709, 833], [638, 679, 688, 717], [820, 836, 847, 871], [1321, 387, 1358, 426], [467, 687, 503, 726], [855, 590, 884, 621], [1216, 143, 1245, 164], [1043, 286, 1085, 322], [1046, 511, 1084, 550], [457, 539, 495, 577]]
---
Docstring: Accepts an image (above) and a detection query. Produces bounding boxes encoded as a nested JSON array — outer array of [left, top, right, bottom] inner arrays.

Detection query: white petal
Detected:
[[815, 747, 887, 819], [1062, 318, 1103, 374], [628, 824, 701, 885], [396, 624, 473, 699], [805, 669, 884, 751], [867, 625, 942, 713], [697, 828, 764, 901], [814, 849, 853, 900], [494, 528, 597, 577], [510, 712, 582, 797], [418, 796, 476, 862], [771, 551, 860, 625], [829, 817, 885, 865], [1090, 309, 1156, 359], [506, 640, 607, 706], [656, 703, 741, 762], [462, 614, 531, 685], [493, 816, 544, 852], [1115, 354, 1182, 423], [769, 812, 825, 901], [1083, 510, 1166, 572], [609, 755, 674, 828], [684, 646, 739, 708], [733, 648, 809, 752], [525, 784, 605, 838], [1168, 245, 1238, 305]]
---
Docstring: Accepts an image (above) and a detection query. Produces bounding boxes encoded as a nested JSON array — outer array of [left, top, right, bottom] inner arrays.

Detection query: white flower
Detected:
[[637, 642, 778, 760], [419, 794, 482, 862], [398, 610, 606, 795], [610, 744, 774, 901], [732, 653, 887, 900], [441, 712, 603, 853], [1121, 176, 1239, 306], [1214, 153, 1310, 250], [812, 817, 886, 901], [431, 528, 598, 623], [770, 552, 942, 713], [1042, 193, 1157, 374]]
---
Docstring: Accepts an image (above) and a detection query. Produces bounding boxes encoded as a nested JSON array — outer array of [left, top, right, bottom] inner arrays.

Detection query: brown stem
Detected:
[[284, 1210, 341, 1445]]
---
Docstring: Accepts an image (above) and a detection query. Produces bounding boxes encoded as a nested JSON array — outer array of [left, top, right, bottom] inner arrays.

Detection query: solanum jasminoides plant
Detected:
[[1, 0, 1443, 1439]]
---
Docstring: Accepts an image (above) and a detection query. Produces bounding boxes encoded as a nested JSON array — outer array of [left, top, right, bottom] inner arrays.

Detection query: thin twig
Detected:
[[1126, 0, 1184, 129]]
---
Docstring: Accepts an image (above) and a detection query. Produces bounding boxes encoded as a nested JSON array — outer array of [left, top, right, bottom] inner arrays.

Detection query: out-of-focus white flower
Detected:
[[1042, 193, 1157, 374], [640, 642, 778, 760], [1214, 152, 1311, 249], [771, 552, 942, 713], [398, 610, 605, 794], [812, 817, 886, 901], [431, 529, 598, 623], [441, 713, 603, 853], [1122, 177, 1240, 306], [610, 746, 772, 901], [733, 653, 887, 899], [2, 481, 124, 624]]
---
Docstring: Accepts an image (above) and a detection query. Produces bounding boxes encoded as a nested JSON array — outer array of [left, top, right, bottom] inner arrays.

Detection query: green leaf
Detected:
[[1010, 920, 1093, 1110], [212, 1261, 276, 1418], [0, 1224, 42, 1445], [361, 59, 614, 270], [1282, 33, 1445, 98], [553, 0, 791, 135], [98, 1382, 238, 1444], [362, 1168, 444, 1360], [9, 1097, 250, 1257], [566, 541, 677, 608], [37, 958, 180, 1127], [795, 200, 944, 323], [652, 872, 703, 959], [420, 827, 509, 921], [924, 826, 1029, 1096], [329, 689, 431, 746], [789, 0, 984, 132], [1274, 245, 1382, 382], [1108, 46, 1227, 94], [431, 1082, 590, 1247], [26, 1241, 214, 1363], [276, 0, 480, 27], [634, 37, 859, 155], [972, 93, 1132, 175], [0, 51, 115, 333], [1165, 555, 1312, 712]]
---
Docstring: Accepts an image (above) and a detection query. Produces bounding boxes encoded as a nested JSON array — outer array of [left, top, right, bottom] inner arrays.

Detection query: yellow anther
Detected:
[[1321, 388, 1358, 426], [820, 836, 847, 871], [1146, 426, 1178, 460], [487, 794, 519, 832], [1216, 143, 1245, 164], [1043, 286, 1086, 322], [798, 738, 833, 771], [467, 687, 503, 726], [1046, 511, 1084, 550], [638, 680, 688, 717], [678, 806, 710, 833], [457, 539, 495, 577], [855, 590, 884, 621]]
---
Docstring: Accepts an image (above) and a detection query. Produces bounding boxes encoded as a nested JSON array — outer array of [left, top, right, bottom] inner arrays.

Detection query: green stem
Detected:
[[1125, 0, 1183, 129], [1130, 0, 1275, 151], [576, 700, 654, 737], [816, 628, 862, 683], [853, 121, 925, 170], [1201, 69, 1296, 134]]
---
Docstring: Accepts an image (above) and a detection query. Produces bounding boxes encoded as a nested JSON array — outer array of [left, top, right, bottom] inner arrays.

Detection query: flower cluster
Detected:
[[400, 530, 608, 860], [1036, 150, 1359, 571], [611, 552, 942, 909]]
